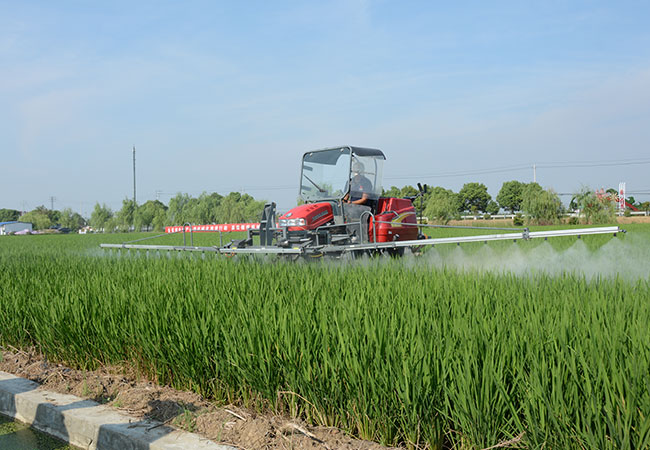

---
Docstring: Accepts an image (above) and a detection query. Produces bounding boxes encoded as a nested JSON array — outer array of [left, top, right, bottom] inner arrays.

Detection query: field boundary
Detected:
[[0, 371, 234, 450]]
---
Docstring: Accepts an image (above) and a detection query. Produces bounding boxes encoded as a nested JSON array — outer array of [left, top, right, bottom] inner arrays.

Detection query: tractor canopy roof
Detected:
[[302, 146, 385, 164]]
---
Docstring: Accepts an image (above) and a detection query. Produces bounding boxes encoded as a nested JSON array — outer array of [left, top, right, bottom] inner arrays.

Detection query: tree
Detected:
[[59, 208, 86, 231], [134, 200, 167, 231], [90, 203, 113, 231], [152, 207, 167, 231], [167, 193, 197, 225], [49, 208, 61, 225], [382, 185, 418, 198], [399, 185, 418, 198], [570, 187, 616, 224], [216, 192, 265, 223], [522, 185, 563, 225], [215, 193, 240, 223], [496, 180, 525, 213], [640, 201, 650, 212], [104, 216, 119, 233], [19, 206, 54, 230], [17, 211, 38, 229], [486, 200, 500, 215], [382, 186, 402, 198], [243, 195, 266, 222], [523, 182, 543, 199], [116, 198, 137, 232], [459, 182, 491, 213], [193, 192, 223, 224], [424, 187, 459, 224], [0, 209, 20, 222]]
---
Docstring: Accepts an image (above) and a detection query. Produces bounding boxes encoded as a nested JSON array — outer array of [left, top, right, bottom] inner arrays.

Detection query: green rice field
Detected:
[[1, 225, 649, 449]]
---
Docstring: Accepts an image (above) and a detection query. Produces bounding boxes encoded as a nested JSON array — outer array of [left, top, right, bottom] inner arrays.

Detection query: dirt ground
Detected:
[[0, 347, 398, 450], [615, 215, 650, 224]]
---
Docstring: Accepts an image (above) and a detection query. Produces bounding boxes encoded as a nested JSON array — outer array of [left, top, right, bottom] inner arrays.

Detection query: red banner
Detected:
[[165, 223, 260, 233]]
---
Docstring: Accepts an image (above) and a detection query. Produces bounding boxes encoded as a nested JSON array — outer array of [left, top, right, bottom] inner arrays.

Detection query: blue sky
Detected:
[[2, 0, 650, 215]]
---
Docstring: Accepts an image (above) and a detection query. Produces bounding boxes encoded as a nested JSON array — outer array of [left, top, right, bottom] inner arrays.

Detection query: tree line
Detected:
[[0, 191, 266, 232], [3, 181, 646, 232], [1, 206, 86, 231], [89, 192, 266, 232], [384, 180, 648, 225]]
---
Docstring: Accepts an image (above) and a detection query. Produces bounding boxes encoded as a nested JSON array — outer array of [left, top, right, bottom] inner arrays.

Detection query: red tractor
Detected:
[[248, 146, 421, 256]]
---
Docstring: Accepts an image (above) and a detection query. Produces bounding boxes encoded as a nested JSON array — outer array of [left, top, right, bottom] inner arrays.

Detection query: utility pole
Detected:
[[132, 146, 137, 205], [533, 164, 537, 183]]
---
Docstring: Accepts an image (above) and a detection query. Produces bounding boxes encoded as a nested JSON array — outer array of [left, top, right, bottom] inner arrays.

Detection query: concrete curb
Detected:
[[0, 371, 236, 450]]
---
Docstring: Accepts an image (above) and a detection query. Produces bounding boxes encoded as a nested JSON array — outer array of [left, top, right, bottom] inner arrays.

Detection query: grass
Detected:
[[0, 225, 649, 449]]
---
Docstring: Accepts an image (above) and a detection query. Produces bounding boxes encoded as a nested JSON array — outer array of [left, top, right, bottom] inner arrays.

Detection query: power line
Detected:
[[386, 157, 650, 181], [385, 164, 532, 181], [121, 157, 650, 199], [537, 159, 650, 169]]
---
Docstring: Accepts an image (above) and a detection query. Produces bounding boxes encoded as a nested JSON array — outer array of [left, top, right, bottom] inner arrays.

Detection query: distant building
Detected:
[[0, 221, 33, 235]]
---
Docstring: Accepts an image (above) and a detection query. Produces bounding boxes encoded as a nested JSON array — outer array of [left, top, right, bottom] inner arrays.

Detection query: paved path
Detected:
[[0, 371, 236, 450]]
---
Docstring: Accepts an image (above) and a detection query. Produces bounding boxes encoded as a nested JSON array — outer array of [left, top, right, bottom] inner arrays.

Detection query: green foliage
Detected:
[[382, 186, 402, 197], [424, 187, 459, 224], [165, 191, 263, 226], [522, 185, 563, 225], [523, 181, 543, 198], [399, 185, 419, 198], [134, 200, 167, 231], [193, 192, 223, 224], [1, 233, 649, 450], [105, 216, 119, 233], [571, 187, 617, 224], [0, 208, 20, 222], [167, 193, 196, 226], [19, 206, 57, 230], [459, 182, 491, 213], [486, 200, 500, 215], [382, 185, 418, 198], [59, 208, 86, 231], [90, 203, 113, 231], [496, 180, 525, 213], [215, 192, 265, 224], [513, 213, 524, 226], [215, 192, 248, 223], [116, 198, 137, 231]]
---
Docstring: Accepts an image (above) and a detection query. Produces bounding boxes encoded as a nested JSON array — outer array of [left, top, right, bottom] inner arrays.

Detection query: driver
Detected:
[[344, 161, 373, 205]]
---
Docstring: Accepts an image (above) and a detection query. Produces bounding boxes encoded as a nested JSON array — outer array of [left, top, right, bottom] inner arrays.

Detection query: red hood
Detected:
[[279, 202, 333, 231]]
